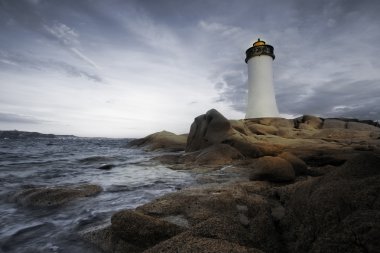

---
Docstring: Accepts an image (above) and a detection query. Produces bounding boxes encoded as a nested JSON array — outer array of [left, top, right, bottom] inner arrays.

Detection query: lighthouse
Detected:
[[245, 39, 279, 118]]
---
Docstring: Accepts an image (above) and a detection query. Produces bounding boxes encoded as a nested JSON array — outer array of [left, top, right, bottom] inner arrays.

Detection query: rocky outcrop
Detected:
[[128, 131, 187, 151], [143, 233, 264, 253], [278, 152, 308, 176], [186, 109, 234, 152], [10, 184, 102, 207], [193, 144, 244, 166], [87, 109, 380, 253], [111, 210, 184, 248], [147, 109, 379, 176], [280, 153, 380, 252], [83, 152, 380, 253]]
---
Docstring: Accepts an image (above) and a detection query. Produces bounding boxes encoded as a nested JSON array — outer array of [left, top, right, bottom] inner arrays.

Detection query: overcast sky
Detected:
[[0, 0, 379, 137]]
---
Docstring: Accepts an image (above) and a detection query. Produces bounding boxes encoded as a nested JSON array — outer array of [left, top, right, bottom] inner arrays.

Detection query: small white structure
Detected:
[[245, 39, 279, 118]]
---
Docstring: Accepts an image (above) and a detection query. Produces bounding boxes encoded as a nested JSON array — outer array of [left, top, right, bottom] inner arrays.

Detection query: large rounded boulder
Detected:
[[250, 156, 295, 183], [186, 109, 233, 152]]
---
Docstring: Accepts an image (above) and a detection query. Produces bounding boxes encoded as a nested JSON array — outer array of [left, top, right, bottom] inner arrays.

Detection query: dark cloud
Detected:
[[0, 112, 46, 124], [215, 71, 247, 112], [278, 79, 380, 120], [0, 0, 379, 136], [211, 0, 380, 120]]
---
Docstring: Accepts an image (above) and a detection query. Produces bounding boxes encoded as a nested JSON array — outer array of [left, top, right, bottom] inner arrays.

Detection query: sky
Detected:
[[0, 0, 379, 137]]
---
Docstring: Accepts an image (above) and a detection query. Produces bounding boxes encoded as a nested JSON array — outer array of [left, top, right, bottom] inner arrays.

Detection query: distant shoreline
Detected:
[[0, 130, 76, 139]]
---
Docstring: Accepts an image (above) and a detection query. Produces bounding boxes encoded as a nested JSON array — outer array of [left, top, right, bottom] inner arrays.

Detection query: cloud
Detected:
[[0, 51, 103, 82], [42, 22, 100, 69], [279, 79, 380, 120], [199, 20, 242, 37], [0, 112, 47, 124], [1, 0, 379, 137], [0, 1, 99, 69], [214, 71, 247, 112]]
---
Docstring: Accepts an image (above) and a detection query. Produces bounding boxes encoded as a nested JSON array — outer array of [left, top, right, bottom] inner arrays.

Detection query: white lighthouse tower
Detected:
[[245, 39, 279, 118]]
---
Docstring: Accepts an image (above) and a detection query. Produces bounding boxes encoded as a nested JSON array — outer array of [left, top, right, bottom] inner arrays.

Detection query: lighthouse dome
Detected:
[[253, 39, 266, 47]]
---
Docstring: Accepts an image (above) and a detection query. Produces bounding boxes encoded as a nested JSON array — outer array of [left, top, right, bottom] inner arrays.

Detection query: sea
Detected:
[[0, 137, 195, 253]]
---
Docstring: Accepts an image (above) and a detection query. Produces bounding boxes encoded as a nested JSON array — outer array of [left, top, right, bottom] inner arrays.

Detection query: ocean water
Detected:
[[0, 137, 194, 253]]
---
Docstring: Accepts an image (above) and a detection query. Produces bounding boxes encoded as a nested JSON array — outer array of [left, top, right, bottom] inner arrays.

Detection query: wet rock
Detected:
[[111, 210, 184, 248], [10, 184, 102, 207], [79, 156, 114, 164], [250, 156, 295, 183], [137, 184, 247, 225], [97, 164, 115, 170], [128, 131, 187, 151], [80, 224, 143, 253]]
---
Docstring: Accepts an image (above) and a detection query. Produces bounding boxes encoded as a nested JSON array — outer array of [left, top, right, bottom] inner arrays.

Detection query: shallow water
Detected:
[[0, 137, 194, 252]]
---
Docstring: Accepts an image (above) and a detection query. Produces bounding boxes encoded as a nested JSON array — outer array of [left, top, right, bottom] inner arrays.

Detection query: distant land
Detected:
[[0, 130, 76, 139]]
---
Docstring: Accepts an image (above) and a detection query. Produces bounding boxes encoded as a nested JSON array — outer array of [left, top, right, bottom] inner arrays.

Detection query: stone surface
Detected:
[[186, 109, 233, 152], [278, 152, 308, 176], [322, 119, 347, 129], [10, 184, 102, 207], [245, 121, 278, 135], [128, 131, 187, 151], [194, 143, 243, 165], [299, 115, 323, 129], [250, 156, 296, 182], [281, 153, 380, 252], [347, 121, 380, 131], [111, 210, 184, 248], [80, 224, 143, 253], [82, 109, 380, 253], [143, 233, 264, 253]]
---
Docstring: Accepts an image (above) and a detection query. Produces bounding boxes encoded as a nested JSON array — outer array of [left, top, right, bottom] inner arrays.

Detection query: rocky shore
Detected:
[[82, 109, 380, 252], [13, 109, 379, 252]]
